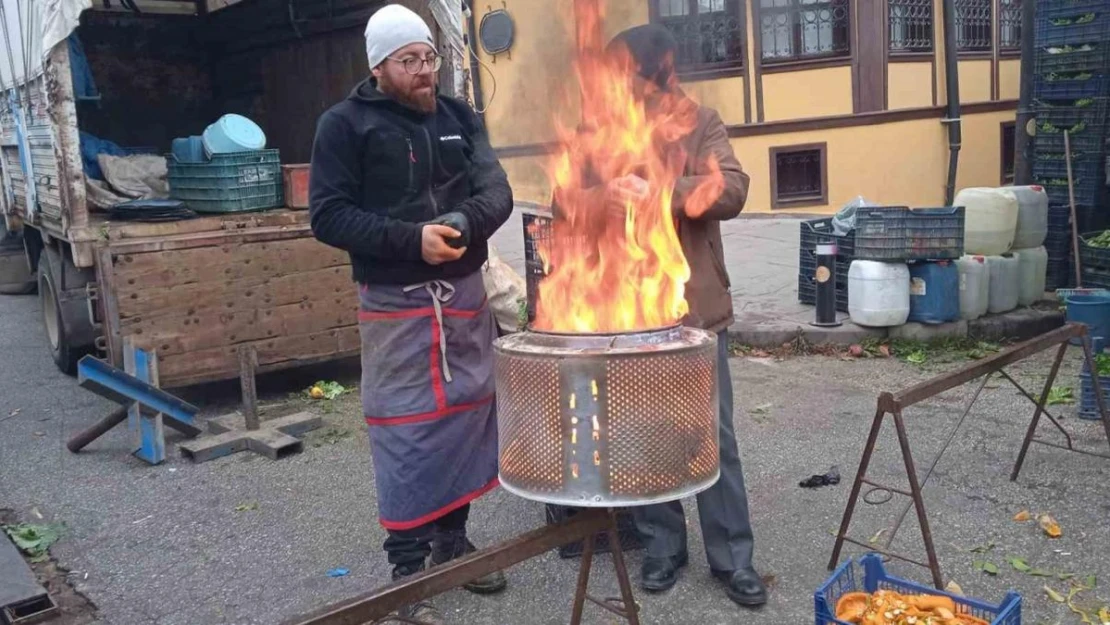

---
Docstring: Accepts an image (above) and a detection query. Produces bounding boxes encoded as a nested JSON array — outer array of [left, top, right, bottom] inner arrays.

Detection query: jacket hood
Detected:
[[607, 24, 679, 90], [347, 77, 441, 118]]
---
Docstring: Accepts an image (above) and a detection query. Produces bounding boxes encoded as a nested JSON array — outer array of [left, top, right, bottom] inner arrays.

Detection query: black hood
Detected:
[[607, 24, 678, 90], [347, 77, 440, 118]]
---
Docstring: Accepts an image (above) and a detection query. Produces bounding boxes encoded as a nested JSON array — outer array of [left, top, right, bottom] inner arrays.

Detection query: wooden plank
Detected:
[[110, 237, 349, 287], [116, 264, 353, 319], [105, 224, 318, 255], [121, 297, 358, 357], [97, 246, 125, 368], [95, 209, 309, 241], [156, 325, 361, 387]]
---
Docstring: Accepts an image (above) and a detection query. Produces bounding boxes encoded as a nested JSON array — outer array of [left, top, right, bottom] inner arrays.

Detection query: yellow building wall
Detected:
[[957, 60, 992, 103], [762, 66, 853, 121], [888, 62, 934, 110], [998, 59, 1021, 100], [473, 0, 578, 148], [684, 77, 746, 126], [955, 110, 1016, 191], [601, 0, 649, 41], [501, 155, 553, 206]]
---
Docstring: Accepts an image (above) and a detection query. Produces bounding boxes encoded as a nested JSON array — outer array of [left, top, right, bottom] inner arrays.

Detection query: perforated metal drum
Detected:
[[493, 325, 720, 507]]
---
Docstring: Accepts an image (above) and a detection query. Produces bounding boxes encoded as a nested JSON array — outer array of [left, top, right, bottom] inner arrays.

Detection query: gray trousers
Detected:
[[632, 330, 755, 573]]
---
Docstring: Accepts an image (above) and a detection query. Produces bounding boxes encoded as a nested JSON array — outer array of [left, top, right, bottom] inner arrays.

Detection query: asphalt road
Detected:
[[2, 289, 1109, 625]]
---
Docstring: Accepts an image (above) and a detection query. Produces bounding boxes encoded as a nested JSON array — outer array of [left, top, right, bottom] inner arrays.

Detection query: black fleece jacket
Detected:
[[308, 79, 513, 285]]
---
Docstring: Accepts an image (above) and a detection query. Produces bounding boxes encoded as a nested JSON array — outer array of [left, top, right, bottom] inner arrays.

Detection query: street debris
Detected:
[[945, 580, 964, 595], [306, 381, 349, 401], [1047, 386, 1076, 405], [799, 466, 840, 488], [326, 568, 349, 578], [1013, 510, 1032, 522], [234, 502, 259, 513], [2, 522, 63, 562], [312, 427, 354, 447], [973, 560, 999, 576], [1039, 514, 1063, 538]]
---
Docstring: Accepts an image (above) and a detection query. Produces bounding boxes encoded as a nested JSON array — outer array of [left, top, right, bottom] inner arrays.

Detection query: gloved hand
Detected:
[[426, 212, 471, 250]]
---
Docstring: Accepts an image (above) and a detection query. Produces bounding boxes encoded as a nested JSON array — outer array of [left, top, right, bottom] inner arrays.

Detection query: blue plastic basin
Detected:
[[171, 136, 207, 163], [203, 114, 266, 156], [1065, 293, 1110, 345]]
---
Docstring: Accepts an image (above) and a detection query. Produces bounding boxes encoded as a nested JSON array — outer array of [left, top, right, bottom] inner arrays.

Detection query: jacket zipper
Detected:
[[422, 127, 438, 215], [405, 137, 415, 192]]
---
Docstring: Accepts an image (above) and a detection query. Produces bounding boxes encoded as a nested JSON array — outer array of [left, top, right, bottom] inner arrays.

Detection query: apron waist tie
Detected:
[[404, 280, 457, 383]]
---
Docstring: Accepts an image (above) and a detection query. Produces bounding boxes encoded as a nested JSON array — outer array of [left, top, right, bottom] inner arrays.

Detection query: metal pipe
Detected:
[[1012, 0, 1035, 185], [941, 0, 962, 206], [463, 1, 486, 123]]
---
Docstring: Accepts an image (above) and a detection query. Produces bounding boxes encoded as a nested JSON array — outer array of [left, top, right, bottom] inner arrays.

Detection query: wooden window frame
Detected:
[[648, 0, 748, 80], [954, 0, 993, 57], [997, 0, 1022, 58], [770, 142, 829, 209], [754, 0, 852, 69], [1000, 120, 1016, 186]]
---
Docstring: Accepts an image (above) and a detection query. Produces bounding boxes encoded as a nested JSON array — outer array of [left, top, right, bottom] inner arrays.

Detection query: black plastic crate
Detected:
[[1033, 152, 1107, 182], [522, 210, 553, 323], [1036, 43, 1109, 73], [544, 505, 644, 559], [1047, 260, 1075, 291], [1080, 265, 1110, 289], [1035, 72, 1110, 101], [853, 206, 964, 261], [1039, 0, 1110, 20], [1035, 5, 1110, 47], [798, 272, 850, 312], [1040, 178, 1105, 206], [1080, 229, 1110, 269]]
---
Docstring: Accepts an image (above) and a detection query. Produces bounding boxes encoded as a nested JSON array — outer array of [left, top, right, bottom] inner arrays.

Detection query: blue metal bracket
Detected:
[[76, 349, 201, 465]]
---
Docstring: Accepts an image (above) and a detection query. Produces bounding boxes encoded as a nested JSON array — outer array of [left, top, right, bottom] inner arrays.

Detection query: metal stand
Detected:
[[282, 508, 641, 625], [70, 341, 201, 465], [811, 243, 842, 328], [180, 346, 322, 463], [828, 323, 1110, 589]]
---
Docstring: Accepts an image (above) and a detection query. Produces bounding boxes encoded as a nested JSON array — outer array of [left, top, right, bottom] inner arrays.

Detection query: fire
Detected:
[[531, 0, 726, 334]]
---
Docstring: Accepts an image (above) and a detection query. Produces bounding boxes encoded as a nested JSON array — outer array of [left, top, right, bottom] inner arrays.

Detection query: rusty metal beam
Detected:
[[283, 509, 614, 625], [887, 323, 1085, 411]]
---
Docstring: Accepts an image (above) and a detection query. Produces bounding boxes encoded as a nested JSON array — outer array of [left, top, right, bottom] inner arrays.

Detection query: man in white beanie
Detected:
[[309, 4, 513, 623]]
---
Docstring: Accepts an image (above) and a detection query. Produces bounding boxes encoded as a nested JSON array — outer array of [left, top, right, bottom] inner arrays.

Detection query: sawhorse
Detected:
[[69, 342, 201, 465], [828, 323, 1110, 589]]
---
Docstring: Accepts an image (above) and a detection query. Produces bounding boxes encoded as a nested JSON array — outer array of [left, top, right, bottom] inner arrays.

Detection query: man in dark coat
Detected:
[[601, 24, 769, 609], [308, 4, 513, 623]]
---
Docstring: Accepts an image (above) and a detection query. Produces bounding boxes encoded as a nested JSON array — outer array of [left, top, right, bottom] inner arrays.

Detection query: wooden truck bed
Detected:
[[94, 209, 359, 389]]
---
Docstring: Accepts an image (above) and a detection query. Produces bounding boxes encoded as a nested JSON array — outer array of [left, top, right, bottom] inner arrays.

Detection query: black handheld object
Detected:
[[427, 212, 471, 249]]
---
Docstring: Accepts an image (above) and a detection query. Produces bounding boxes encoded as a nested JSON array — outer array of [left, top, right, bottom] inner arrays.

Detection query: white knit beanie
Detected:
[[365, 4, 437, 70]]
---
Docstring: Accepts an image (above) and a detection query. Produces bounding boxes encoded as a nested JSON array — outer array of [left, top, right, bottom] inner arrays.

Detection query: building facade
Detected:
[[470, 0, 1022, 214]]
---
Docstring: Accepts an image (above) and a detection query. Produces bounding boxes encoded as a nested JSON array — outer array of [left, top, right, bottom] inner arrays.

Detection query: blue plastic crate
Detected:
[[1034, 154, 1106, 184], [816, 554, 1022, 625], [1039, 178, 1104, 207], [1034, 73, 1110, 99], [1035, 5, 1110, 47], [1039, 0, 1110, 21], [1080, 362, 1110, 420], [1036, 43, 1109, 73]]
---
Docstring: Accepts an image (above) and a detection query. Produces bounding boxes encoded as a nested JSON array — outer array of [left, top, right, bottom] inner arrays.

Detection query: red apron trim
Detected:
[[357, 297, 489, 322], [364, 395, 495, 426], [379, 477, 500, 531]]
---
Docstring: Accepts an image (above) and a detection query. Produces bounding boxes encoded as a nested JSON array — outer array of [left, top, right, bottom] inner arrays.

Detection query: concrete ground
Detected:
[[2, 270, 1109, 624], [488, 210, 1064, 348]]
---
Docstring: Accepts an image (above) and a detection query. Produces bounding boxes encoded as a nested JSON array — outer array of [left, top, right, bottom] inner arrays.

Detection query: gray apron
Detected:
[[358, 270, 500, 530]]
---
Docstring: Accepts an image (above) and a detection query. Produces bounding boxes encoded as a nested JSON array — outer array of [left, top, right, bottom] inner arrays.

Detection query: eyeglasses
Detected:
[[387, 54, 443, 75]]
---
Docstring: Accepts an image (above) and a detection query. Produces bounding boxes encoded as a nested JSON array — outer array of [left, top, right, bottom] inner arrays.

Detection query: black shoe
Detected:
[[390, 563, 447, 624], [430, 530, 507, 595], [640, 552, 688, 593], [712, 567, 768, 607]]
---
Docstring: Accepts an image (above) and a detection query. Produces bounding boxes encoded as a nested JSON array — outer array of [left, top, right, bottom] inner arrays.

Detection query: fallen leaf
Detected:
[[1059, 572, 1077, 581], [1046, 586, 1067, 603], [234, 502, 259, 512], [750, 403, 772, 415], [752, 350, 771, 358], [974, 561, 999, 576], [970, 541, 996, 554], [1097, 606, 1109, 623], [849, 344, 864, 357], [1085, 575, 1097, 589], [1030, 568, 1054, 577], [32, 431, 44, 437], [879, 345, 891, 358], [1010, 557, 1033, 573], [8, 408, 20, 416], [1014, 510, 1032, 522], [945, 580, 964, 595], [869, 529, 887, 545], [1039, 514, 1063, 538]]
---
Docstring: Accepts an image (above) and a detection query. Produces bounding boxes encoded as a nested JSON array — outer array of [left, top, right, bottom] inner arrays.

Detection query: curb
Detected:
[[728, 308, 1065, 348]]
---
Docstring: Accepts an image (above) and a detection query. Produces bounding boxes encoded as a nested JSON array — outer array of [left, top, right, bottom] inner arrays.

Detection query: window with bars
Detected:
[[889, 0, 933, 54], [954, 0, 992, 52], [770, 143, 828, 208], [999, 0, 1022, 52], [758, 0, 851, 63], [653, 0, 745, 72]]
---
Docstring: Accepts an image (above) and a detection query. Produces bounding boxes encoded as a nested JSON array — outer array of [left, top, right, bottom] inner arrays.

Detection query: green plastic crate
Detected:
[[167, 150, 283, 213]]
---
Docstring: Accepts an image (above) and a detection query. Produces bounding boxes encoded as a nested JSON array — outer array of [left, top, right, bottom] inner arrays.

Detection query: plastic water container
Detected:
[[956, 255, 990, 320], [203, 114, 267, 156], [848, 260, 911, 327], [1011, 185, 1049, 249], [1014, 246, 1048, 306], [1066, 293, 1110, 346], [908, 261, 960, 324], [955, 187, 1019, 256], [987, 254, 1020, 314]]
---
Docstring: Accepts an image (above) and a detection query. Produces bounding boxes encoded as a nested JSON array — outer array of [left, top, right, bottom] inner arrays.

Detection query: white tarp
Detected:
[[0, 0, 90, 89], [428, 0, 464, 98]]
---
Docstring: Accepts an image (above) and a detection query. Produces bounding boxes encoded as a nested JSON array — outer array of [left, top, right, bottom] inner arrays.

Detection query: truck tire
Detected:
[[0, 231, 35, 295], [39, 247, 95, 375]]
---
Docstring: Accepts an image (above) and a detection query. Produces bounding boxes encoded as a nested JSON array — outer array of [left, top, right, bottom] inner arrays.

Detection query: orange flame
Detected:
[[532, 0, 726, 334]]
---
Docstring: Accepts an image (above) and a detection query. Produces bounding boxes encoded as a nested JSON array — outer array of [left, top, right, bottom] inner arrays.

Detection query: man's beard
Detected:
[[379, 74, 437, 114]]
